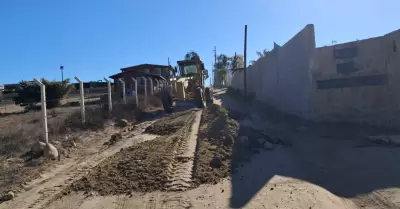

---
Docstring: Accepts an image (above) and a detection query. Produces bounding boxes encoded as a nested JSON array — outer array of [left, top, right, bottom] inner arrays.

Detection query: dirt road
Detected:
[[2, 89, 400, 208], [0, 120, 159, 209]]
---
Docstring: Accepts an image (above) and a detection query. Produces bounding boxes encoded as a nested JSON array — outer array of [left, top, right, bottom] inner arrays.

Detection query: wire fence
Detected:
[[0, 76, 170, 138]]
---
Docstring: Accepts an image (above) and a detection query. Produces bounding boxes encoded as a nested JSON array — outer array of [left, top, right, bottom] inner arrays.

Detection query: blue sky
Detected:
[[0, 0, 399, 84]]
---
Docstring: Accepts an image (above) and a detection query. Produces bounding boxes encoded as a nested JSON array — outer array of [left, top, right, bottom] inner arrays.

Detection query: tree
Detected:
[[214, 54, 232, 85], [184, 51, 200, 60], [214, 54, 230, 70], [256, 49, 269, 58], [203, 69, 209, 80], [13, 78, 73, 110], [172, 66, 178, 77]]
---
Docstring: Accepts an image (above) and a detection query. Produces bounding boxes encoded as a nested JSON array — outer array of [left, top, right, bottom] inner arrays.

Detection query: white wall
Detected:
[[231, 24, 315, 118]]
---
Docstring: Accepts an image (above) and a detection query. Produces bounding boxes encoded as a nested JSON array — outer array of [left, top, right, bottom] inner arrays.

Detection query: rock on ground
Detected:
[[0, 191, 15, 202], [44, 143, 59, 160], [116, 119, 129, 127], [107, 133, 123, 145], [263, 141, 274, 150]]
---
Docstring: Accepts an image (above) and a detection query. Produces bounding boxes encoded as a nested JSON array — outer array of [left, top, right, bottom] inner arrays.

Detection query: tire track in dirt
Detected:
[[159, 194, 193, 209], [354, 191, 400, 209], [0, 121, 158, 209], [165, 110, 202, 191]]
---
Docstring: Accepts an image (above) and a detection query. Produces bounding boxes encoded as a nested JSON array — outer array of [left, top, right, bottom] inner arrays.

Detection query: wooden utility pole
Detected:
[[233, 52, 237, 70], [243, 25, 248, 98]]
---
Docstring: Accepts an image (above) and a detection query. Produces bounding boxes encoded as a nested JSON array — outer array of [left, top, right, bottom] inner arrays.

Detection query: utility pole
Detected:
[[60, 65, 64, 82], [213, 46, 217, 86], [244, 25, 247, 98], [210, 61, 212, 86], [233, 52, 237, 70], [168, 57, 170, 66]]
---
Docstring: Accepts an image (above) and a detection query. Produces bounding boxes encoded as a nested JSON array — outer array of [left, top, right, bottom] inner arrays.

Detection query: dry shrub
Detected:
[[0, 158, 43, 195], [50, 109, 58, 117], [0, 129, 44, 194], [62, 103, 144, 132], [62, 106, 109, 132], [0, 130, 37, 157]]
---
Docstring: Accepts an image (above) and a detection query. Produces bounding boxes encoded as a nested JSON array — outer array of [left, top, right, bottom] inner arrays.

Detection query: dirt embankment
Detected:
[[69, 110, 196, 195], [192, 104, 240, 185]]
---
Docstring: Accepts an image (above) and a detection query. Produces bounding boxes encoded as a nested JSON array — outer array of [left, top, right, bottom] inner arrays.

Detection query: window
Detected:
[[182, 64, 198, 76], [153, 68, 162, 75], [317, 75, 387, 89], [336, 61, 359, 74], [139, 69, 149, 73], [334, 47, 358, 59]]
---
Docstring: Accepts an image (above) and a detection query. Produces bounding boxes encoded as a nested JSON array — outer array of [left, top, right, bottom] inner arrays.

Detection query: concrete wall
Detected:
[[230, 24, 400, 127], [312, 29, 400, 126], [231, 24, 315, 118]]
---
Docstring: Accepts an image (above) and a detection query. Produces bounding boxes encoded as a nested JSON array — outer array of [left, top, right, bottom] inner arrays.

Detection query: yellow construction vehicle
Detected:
[[161, 57, 213, 113]]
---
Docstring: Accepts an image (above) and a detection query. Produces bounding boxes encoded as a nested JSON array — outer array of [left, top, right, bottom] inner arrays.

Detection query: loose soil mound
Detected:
[[69, 111, 196, 195], [193, 104, 240, 185], [70, 135, 179, 195], [145, 110, 195, 135]]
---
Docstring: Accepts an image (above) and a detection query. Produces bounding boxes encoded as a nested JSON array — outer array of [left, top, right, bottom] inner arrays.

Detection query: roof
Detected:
[[120, 64, 172, 72], [177, 59, 203, 65], [109, 70, 167, 81]]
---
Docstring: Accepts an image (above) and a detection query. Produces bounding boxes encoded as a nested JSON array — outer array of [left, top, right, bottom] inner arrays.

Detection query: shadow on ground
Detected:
[[213, 88, 400, 208]]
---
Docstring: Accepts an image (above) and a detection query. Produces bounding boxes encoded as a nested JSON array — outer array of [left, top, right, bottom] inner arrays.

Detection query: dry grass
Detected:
[[0, 92, 156, 195]]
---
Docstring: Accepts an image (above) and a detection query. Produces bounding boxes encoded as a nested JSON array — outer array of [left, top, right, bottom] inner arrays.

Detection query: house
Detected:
[[109, 64, 173, 94]]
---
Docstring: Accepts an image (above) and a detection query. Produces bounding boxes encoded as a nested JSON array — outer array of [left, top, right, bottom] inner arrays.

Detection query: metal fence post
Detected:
[[132, 77, 138, 106], [118, 78, 126, 104], [149, 78, 154, 95], [33, 78, 48, 144], [142, 77, 147, 107], [155, 79, 159, 92], [104, 78, 112, 112], [163, 80, 167, 89], [74, 76, 85, 124]]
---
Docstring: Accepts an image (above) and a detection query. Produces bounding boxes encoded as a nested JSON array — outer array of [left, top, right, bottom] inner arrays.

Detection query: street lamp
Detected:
[[60, 65, 64, 82]]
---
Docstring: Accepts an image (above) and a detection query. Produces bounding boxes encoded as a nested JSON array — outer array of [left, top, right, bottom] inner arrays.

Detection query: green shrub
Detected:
[[13, 78, 72, 110]]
